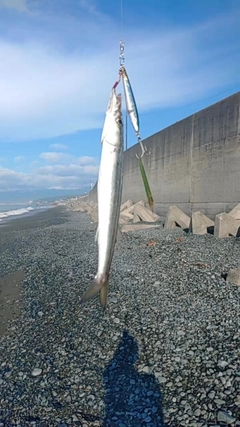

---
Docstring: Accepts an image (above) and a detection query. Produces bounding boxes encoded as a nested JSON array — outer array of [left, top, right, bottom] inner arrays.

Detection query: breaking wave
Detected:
[[0, 206, 35, 220]]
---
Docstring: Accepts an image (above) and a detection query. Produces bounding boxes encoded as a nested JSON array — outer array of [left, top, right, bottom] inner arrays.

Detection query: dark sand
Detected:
[[0, 205, 68, 231], [0, 206, 69, 336]]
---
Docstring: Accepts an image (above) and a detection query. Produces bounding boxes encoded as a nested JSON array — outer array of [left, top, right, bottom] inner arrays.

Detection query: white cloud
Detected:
[[0, 158, 99, 191], [39, 152, 68, 162], [14, 155, 25, 162], [0, 0, 28, 12], [37, 163, 98, 177], [0, 151, 99, 191], [50, 143, 68, 150], [77, 156, 97, 166], [0, 9, 239, 141], [78, 0, 96, 13], [0, 167, 27, 188], [39, 152, 97, 166]]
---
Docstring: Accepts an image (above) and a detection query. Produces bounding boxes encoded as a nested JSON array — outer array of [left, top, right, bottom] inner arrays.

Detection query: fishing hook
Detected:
[[135, 135, 151, 159]]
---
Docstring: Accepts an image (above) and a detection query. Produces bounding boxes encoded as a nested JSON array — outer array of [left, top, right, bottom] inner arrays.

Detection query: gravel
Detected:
[[0, 207, 239, 427]]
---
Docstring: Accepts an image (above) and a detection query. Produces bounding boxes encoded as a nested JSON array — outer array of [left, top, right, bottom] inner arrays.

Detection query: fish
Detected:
[[120, 66, 140, 137], [121, 66, 149, 158], [80, 86, 124, 310]]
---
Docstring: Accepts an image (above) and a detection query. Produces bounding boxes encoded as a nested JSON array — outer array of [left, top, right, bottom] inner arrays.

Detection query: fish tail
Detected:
[[99, 280, 109, 311], [80, 274, 109, 310]]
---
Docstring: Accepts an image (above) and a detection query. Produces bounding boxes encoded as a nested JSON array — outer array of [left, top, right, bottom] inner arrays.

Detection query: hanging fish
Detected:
[[80, 86, 124, 310], [120, 66, 140, 137], [120, 66, 150, 158]]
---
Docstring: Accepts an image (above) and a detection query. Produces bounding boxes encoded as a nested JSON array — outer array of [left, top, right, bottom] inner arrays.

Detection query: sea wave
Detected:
[[0, 206, 34, 220]]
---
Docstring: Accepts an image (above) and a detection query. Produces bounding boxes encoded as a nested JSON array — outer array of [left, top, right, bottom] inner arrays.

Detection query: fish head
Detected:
[[101, 86, 123, 148], [120, 66, 127, 78], [107, 88, 122, 127]]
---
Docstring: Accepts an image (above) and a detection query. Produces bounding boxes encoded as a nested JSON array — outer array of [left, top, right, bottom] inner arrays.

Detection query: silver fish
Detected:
[[121, 66, 139, 136], [121, 66, 149, 158], [80, 86, 124, 310]]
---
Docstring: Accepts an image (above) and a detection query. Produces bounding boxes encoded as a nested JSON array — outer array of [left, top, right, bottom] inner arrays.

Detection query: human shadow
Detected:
[[102, 330, 164, 427]]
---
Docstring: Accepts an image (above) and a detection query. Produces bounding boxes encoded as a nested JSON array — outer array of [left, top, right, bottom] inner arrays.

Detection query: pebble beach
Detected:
[[0, 206, 239, 427]]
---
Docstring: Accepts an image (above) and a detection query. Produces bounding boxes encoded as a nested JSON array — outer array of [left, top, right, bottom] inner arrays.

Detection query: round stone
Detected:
[[31, 368, 42, 377]]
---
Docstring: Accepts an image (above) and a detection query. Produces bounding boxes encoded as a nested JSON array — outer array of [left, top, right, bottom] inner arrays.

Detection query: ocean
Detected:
[[0, 201, 54, 222], [0, 189, 86, 222]]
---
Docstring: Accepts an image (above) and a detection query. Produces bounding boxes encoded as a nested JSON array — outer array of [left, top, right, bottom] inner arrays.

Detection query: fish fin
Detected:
[[81, 277, 102, 305], [99, 280, 109, 311], [95, 226, 99, 243]]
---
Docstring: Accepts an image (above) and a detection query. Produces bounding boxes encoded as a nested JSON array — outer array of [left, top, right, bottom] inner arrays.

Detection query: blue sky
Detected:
[[0, 0, 239, 194]]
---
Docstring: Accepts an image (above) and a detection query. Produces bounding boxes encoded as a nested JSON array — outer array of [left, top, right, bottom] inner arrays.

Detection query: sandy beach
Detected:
[[0, 206, 239, 426]]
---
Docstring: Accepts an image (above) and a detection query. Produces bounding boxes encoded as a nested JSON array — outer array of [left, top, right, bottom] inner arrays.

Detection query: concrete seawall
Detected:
[[89, 92, 240, 219]]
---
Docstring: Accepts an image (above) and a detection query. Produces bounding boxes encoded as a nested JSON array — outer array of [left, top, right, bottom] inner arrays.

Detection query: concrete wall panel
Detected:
[[89, 92, 240, 219]]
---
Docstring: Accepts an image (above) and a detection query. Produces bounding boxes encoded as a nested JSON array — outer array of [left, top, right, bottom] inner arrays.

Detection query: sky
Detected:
[[0, 0, 239, 198]]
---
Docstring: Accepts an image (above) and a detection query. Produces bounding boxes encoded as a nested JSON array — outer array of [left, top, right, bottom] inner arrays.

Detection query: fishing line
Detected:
[[118, 0, 150, 366], [120, 0, 123, 37]]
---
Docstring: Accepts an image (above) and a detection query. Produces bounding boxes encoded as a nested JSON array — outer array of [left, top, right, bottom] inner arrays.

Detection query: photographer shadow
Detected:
[[102, 329, 164, 427]]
